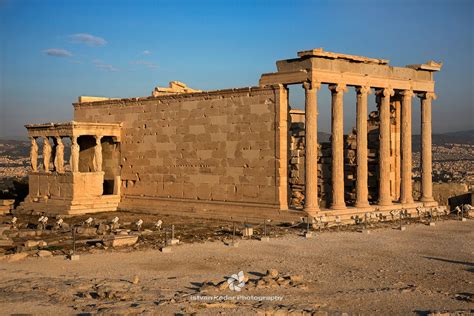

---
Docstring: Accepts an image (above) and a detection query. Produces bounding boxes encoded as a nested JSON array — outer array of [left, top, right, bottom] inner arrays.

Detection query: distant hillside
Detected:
[[434, 130, 474, 144], [413, 129, 474, 151], [318, 132, 331, 143], [0, 139, 30, 157], [0, 136, 28, 141]]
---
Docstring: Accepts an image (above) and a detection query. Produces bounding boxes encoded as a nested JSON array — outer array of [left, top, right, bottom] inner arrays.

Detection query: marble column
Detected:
[[400, 90, 414, 204], [377, 87, 394, 206], [42, 137, 52, 172], [93, 135, 103, 172], [303, 81, 320, 215], [30, 137, 38, 172], [420, 92, 436, 203], [329, 83, 347, 210], [70, 136, 80, 172], [54, 136, 65, 173], [355, 86, 371, 207], [394, 97, 401, 200], [277, 84, 289, 211]]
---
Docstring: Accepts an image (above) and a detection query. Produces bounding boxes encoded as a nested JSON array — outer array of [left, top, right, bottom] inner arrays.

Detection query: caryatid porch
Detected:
[[261, 48, 442, 218], [18, 121, 122, 215]]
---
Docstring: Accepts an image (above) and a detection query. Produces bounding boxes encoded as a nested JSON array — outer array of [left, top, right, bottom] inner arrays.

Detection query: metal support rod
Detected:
[[264, 220, 267, 237], [243, 221, 247, 239], [72, 226, 76, 254], [232, 222, 236, 243]]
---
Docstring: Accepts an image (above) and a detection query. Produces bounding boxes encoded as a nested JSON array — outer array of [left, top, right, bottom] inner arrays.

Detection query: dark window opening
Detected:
[[103, 180, 115, 195]]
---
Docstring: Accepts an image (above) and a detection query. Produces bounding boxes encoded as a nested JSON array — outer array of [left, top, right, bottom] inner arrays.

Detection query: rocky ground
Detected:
[[0, 217, 472, 315]]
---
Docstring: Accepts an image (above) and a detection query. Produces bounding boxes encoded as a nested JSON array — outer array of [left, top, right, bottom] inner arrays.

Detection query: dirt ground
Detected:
[[0, 219, 473, 315]]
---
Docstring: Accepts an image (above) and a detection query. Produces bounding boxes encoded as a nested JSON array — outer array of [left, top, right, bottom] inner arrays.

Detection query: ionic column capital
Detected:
[[303, 81, 321, 91], [376, 87, 395, 98], [328, 83, 348, 94], [355, 86, 372, 95], [400, 90, 414, 98], [418, 91, 437, 100]]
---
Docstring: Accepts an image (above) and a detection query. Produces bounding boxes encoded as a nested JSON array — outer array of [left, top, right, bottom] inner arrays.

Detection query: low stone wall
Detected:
[[413, 181, 469, 207], [16, 171, 120, 215], [27, 172, 104, 199]]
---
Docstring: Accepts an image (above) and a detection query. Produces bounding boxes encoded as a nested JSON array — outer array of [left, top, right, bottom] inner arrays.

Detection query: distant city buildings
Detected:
[[413, 143, 474, 185]]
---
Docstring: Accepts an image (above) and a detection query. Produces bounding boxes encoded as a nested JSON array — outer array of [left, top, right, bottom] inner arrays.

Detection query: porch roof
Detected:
[[25, 121, 122, 141]]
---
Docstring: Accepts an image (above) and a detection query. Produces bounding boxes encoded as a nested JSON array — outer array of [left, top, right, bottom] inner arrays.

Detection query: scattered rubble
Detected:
[[0, 210, 470, 262], [37, 250, 52, 257], [105, 235, 139, 248]]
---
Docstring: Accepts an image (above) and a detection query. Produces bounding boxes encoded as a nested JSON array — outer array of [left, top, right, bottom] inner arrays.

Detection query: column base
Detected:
[[422, 200, 438, 207], [400, 198, 415, 205], [377, 199, 392, 207], [330, 203, 346, 210], [420, 196, 435, 202], [401, 201, 419, 208], [355, 201, 371, 209]]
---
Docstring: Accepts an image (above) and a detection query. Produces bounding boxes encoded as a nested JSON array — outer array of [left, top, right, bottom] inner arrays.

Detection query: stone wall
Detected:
[[413, 181, 469, 207], [28, 172, 104, 199], [74, 86, 284, 214]]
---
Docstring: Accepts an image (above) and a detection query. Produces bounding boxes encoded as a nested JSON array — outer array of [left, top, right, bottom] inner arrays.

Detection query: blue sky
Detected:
[[0, 0, 472, 138]]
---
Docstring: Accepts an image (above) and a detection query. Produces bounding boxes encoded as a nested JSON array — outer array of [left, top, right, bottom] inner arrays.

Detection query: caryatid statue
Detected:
[[30, 137, 38, 172], [70, 136, 80, 172], [54, 136, 65, 173], [42, 137, 52, 172], [93, 135, 103, 172]]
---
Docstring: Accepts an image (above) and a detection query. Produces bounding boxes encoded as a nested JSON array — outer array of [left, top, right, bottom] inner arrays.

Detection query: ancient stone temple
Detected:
[[18, 48, 442, 222]]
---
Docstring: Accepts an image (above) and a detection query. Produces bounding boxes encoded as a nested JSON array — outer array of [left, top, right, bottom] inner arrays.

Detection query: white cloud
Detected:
[[69, 33, 107, 46], [131, 60, 158, 69], [92, 59, 118, 72], [142, 50, 151, 55], [43, 48, 72, 57]]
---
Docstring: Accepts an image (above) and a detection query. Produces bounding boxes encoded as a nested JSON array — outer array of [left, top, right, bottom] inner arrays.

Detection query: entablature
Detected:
[[25, 121, 122, 141]]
